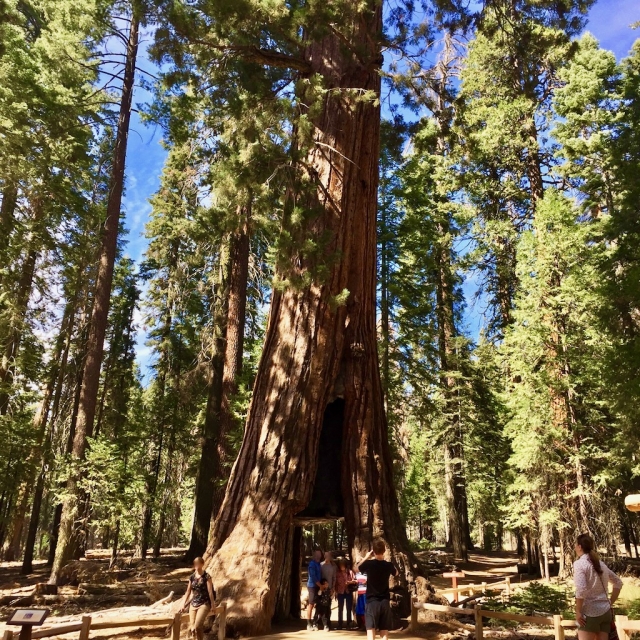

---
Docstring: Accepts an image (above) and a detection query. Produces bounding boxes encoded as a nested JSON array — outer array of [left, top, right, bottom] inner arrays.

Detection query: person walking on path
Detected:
[[574, 533, 623, 640], [355, 540, 397, 640], [180, 557, 216, 640], [307, 549, 324, 631], [336, 559, 357, 629]]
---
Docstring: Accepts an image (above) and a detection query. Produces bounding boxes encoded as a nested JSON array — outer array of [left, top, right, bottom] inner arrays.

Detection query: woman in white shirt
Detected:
[[574, 534, 623, 640]]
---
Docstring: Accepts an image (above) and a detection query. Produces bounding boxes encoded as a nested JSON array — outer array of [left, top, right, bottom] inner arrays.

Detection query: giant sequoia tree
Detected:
[[156, 0, 422, 633]]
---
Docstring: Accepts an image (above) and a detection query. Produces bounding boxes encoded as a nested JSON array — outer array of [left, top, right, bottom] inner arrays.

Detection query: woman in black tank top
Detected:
[[181, 557, 215, 640]]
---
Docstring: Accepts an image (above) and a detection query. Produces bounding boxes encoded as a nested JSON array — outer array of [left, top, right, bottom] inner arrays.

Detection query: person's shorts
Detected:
[[579, 611, 612, 633], [308, 587, 318, 605], [365, 599, 393, 631]]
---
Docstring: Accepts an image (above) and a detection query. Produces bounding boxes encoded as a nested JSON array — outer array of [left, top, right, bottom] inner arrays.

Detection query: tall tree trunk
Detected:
[[187, 240, 231, 560], [0, 184, 18, 285], [204, 6, 424, 634], [379, 208, 390, 404], [22, 291, 78, 573], [0, 244, 38, 415], [435, 212, 468, 563], [210, 210, 251, 522], [49, 12, 138, 585]]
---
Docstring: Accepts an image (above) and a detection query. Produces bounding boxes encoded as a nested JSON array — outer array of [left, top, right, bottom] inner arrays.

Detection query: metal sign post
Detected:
[[6, 609, 49, 640]]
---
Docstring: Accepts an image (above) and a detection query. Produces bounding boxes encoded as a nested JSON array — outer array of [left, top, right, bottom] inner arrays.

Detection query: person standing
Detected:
[[322, 551, 337, 592], [315, 579, 333, 631], [355, 540, 397, 640], [336, 559, 357, 629], [354, 569, 367, 630], [574, 533, 623, 640], [307, 549, 324, 631], [321, 551, 337, 626], [180, 557, 216, 640]]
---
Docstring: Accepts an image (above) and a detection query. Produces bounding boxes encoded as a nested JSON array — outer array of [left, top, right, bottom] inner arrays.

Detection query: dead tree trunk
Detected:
[[49, 11, 138, 585], [204, 5, 423, 634]]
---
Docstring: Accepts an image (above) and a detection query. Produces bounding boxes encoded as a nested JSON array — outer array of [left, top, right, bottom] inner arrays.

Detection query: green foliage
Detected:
[[625, 599, 640, 620], [484, 583, 572, 624]]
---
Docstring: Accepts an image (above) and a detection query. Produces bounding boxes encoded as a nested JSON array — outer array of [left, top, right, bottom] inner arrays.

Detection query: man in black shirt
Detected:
[[355, 539, 397, 640]]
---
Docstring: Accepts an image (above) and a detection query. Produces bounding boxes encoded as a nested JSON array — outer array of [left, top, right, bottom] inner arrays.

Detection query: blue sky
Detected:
[[122, 0, 640, 378]]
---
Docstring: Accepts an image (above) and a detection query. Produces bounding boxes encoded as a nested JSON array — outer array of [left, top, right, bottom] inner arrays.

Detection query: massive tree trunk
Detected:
[[49, 11, 138, 584], [204, 4, 423, 634]]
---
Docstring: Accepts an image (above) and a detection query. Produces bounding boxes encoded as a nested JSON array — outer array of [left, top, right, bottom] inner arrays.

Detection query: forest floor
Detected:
[[0, 549, 637, 640]]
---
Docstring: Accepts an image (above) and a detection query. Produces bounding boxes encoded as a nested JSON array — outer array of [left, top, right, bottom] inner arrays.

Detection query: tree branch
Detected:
[[194, 41, 311, 73]]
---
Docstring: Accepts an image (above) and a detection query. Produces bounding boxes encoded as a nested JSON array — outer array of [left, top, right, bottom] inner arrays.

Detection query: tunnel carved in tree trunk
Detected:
[[296, 399, 345, 521]]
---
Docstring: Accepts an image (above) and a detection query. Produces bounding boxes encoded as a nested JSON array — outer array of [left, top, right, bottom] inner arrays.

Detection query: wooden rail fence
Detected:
[[1, 603, 227, 640], [437, 577, 512, 600], [410, 600, 583, 640], [616, 616, 640, 640]]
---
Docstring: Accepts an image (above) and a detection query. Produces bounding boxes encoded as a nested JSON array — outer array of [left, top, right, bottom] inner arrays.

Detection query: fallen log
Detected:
[[0, 594, 34, 606], [34, 594, 151, 606]]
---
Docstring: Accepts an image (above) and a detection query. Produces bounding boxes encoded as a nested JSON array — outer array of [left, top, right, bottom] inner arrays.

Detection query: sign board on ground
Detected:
[[7, 609, 49, 626]]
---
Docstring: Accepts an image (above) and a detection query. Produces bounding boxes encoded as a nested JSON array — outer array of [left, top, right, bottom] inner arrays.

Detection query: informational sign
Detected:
[[442, 571, 465, 579], [6, 609, 49, 626]]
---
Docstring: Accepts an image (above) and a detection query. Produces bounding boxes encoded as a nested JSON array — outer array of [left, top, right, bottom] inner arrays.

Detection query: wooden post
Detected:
[[3, 631, 14, 640], [443, 571, 465, 603], [474, 605, 483, 640], [410, 601, 418, 632], [218, 603, 227, 640], [505, 577, 511, 598], [553, 615, 564, 640], [616, 616, 629, 640], [79, 615, 91, 640], [171, 612, 181, 640], [482, 582, 487, 594]]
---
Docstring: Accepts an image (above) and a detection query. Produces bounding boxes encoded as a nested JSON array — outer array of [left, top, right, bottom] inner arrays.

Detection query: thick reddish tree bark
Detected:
[[204, 3, 423, 634], [49, 11, 138, 584]]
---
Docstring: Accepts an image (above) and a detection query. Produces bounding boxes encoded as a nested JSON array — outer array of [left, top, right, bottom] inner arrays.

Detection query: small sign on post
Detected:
[[443, 571, 466, 603], [6, 609, 49, 640]]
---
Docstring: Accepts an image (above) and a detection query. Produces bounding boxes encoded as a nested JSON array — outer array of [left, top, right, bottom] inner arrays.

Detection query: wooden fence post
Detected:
[[218, 603, 227, 640], [482, 582, 487, 594], [171, 612, 181, 640], [505, 578, 511, 598], [410, 601, 418, 632], [79, 615, 91, 640], [615, 616, 629, 640], [3, 631, 14, 640], [474, 605, 483, 640], [553, 615, 564, 640]]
